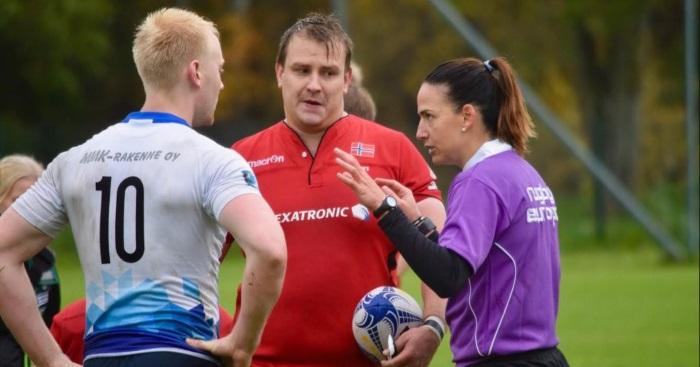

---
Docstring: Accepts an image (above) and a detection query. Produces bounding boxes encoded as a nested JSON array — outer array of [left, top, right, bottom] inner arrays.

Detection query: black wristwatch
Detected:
[[373, 196, 398, 219]]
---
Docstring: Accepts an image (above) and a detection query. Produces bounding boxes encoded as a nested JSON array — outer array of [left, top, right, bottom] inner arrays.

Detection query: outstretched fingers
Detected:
[[334, 147, 388, 210], [334, 148, 377, 187], [334, 149, 368, 180], [336, 170, 357, 188], [376, 178, 411, 197], [334, 148, 360, 167], [380, 185, 399, 198]]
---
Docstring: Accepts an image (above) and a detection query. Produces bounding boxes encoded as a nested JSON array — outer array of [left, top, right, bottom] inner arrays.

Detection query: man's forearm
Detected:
[[219, 195, 287, 353], [234, 254, 285, 351]]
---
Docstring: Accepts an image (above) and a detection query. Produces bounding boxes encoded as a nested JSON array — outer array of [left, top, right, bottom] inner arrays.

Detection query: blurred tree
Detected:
[[0, 1, 688, 238], [433, 0, 686, 238], [212, 1, 687, 237], [0, 0, 113, 162], [639, 0, 687, 186], [0, 0, 236, 161], [567, 0, 652, 237]]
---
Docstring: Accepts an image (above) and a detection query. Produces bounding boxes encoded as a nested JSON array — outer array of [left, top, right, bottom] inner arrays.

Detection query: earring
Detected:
[[461, 127, 467, 132]]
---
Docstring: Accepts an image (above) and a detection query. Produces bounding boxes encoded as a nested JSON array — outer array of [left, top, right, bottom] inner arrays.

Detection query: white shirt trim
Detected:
[[467, 241, 518, 357], [466, 279, 483, 357], [463, 139, 512, 171], [488, 242, 518, 355]]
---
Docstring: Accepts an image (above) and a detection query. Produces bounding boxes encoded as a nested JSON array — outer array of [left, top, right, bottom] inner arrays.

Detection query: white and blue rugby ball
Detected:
[[352, 286, 423, 364]]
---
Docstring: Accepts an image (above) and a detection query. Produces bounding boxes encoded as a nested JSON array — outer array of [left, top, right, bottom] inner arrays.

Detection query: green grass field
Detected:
[[51, 228, 698, 366]]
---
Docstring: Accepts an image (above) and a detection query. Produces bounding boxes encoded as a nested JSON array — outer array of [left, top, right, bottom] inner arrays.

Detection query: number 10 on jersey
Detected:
[[95, 176, 145, 264]]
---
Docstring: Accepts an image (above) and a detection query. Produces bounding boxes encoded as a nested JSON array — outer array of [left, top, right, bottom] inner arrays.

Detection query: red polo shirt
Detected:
[[232, 114, 441, 367]]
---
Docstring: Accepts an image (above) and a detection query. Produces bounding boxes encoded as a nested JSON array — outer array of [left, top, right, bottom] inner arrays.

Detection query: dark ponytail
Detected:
[[424, 57, 535, 155]]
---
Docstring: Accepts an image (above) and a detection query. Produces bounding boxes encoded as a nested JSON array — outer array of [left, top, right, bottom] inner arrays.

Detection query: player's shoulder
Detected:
[[232, 121, 285, 152], [459, 151, 528, 191], [347, 114, 403, 135], [344, 114, 412, 144], [196, 136, 249, 168], [48, 123, 123, 165], [186, 128, 231, 152], [471, 150, 523, 175], [232, 121, 285, 148]]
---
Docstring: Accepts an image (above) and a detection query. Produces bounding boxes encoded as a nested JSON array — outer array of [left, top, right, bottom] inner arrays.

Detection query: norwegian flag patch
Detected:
[[350, 142, 375, 158]]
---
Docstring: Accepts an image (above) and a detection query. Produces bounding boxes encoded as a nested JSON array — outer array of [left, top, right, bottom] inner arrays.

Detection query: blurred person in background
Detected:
[[231, 13, 447, 367], [336, 57, 569, 366], [0, 7, 286, 367], [0, 154, 61, 367], [344, 61, 377, 121]]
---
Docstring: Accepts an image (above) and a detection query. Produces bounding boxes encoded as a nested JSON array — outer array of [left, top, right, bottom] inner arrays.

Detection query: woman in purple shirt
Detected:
[[335, 57, 568, 366]]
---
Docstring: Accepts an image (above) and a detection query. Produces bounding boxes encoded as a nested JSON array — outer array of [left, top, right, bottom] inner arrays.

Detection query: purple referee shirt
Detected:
[[440, 140, 561, 366]]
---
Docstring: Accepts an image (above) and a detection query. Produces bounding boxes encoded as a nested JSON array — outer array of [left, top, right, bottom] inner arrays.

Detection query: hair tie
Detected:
[[483, 59, 494, 73]]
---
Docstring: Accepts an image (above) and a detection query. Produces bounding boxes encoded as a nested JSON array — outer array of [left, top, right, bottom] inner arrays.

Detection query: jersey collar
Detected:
[[463, 139, 512, 171], [122, 111, 190, 127], [280, 113, 350, 136], [278, 114, 352, 151]]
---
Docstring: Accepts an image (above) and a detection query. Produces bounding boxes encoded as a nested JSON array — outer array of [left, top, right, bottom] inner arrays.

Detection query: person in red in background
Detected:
[[50, 299, 235, 364]]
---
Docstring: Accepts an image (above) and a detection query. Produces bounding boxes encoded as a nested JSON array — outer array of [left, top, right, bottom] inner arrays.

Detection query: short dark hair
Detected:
[[276, 13, 353, 70]]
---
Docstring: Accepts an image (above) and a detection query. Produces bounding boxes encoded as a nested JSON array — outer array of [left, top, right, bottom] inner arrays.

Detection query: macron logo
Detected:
[[249, 154, 285, 168]]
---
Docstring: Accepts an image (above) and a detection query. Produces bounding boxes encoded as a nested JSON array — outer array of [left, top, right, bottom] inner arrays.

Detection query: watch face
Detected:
[[374, 195, 399, 218]]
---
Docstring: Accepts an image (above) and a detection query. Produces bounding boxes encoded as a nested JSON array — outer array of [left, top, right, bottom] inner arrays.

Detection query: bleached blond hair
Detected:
[[133, 8, 219, 91], [0, 154, 43, 204]]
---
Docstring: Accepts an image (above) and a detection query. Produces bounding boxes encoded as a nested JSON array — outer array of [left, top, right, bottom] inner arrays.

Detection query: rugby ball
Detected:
[[352, 286, 423, 363]]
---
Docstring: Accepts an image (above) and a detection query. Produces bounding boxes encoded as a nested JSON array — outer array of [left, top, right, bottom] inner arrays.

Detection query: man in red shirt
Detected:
[[231, 13, 447, 367]]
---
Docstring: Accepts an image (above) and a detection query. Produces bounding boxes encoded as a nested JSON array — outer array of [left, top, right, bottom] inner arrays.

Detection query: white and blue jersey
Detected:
[[13, 112, 260, 363]]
